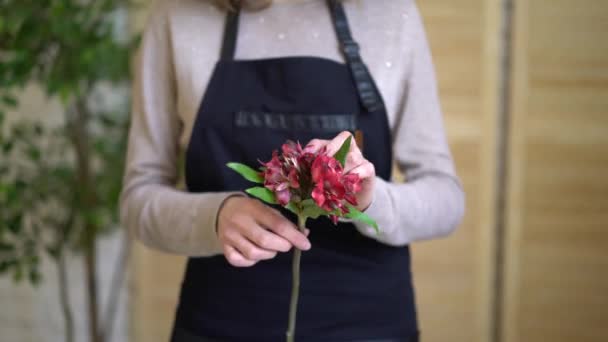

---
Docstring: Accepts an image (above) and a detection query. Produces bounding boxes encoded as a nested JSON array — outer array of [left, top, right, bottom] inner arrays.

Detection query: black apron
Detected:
[[172, 1, 418, 341]]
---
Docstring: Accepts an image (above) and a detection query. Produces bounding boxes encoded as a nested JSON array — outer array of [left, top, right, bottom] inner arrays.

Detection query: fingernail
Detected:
[[304, 228, 311, 236]]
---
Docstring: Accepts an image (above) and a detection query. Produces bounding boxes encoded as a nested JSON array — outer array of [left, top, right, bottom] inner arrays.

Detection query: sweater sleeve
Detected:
[[119, 1, 240, 257], [353, 2, 466, 246]]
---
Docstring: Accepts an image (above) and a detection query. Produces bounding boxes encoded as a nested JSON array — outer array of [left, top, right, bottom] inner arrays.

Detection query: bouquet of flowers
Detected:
[[228, 136, 378, 342]]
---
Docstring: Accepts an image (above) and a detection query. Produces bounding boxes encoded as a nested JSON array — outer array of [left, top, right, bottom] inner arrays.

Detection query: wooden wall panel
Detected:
[[413, 1, 499, 341], [131, 245, 185, 342], [503, 0, 608, 341]]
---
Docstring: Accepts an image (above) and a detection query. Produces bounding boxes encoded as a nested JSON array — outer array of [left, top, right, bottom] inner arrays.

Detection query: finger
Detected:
[[344, 147, 365, 173], [241, 222, 292, 252], [347, 161, 376, 180], [223, 245, 256, 267], [267, 208, 310, 237], [225, 229, 278, 261], [258, 206, 311, 250], [304, 138, 328, 153], [325, 131, 354, 156]]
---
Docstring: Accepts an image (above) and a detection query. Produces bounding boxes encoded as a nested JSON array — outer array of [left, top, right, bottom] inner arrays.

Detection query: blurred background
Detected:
[[1, 0, 607, 342]]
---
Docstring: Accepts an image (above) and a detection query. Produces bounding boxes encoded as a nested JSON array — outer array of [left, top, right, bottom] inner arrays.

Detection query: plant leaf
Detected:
[[345, 205, 379, 233], [227, 162, 264, 184], [245, 187, 277, 205], [1, 95, 18, 108], [285, 202, 300, 215], [333, 135, 352, 168], [301, 199, 327, 219]]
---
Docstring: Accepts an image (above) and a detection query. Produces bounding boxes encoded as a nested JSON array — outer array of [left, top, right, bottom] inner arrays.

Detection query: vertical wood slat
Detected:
[[412, 1, 500, 341], [480, 1, 503, 341], [131, 245, 185, 342], [503, 0, 608, 341]]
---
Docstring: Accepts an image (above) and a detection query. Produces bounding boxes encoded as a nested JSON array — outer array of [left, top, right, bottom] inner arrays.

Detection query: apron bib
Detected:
[[173, 1, 418, 341]]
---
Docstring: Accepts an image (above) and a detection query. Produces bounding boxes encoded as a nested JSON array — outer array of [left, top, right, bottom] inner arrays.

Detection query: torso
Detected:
[[162, 0, 416, 149], [170, 1, 419, 340]]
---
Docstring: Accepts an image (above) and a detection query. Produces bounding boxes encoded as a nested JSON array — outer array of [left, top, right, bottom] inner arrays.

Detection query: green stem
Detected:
[[286, 214, 306, 342]]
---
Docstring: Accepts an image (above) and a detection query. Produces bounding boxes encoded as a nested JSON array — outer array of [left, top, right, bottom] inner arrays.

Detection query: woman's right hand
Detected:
[[217, 196, 311, 267]]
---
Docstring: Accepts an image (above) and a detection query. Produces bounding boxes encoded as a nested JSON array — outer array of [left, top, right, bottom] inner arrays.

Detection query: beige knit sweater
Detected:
[[119, 0, 465, 256]]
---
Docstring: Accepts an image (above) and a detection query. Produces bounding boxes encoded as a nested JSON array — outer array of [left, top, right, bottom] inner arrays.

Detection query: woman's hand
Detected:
[[305, 131, 376, 211], [217, 196, 311, 267]]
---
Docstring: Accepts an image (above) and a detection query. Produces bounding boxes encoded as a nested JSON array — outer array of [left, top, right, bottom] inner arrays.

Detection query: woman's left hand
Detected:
[[305, 131, 376, 212]]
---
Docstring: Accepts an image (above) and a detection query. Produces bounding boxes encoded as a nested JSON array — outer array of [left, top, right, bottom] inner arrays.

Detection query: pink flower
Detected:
[[282, 140, 303, 159], [311, 155, 345, 211], [342, 173, 361, 206], [260, 140, 362, 222], [310, 154, 362, 223], [261, 151, 293, 205]]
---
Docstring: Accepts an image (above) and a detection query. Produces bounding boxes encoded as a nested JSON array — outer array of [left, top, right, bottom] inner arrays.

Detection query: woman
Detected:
[[120, 0, 465, 341]]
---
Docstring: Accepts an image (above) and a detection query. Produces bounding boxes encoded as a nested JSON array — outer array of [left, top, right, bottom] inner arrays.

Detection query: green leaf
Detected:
[[1, 95, 18, 108], [7, 215, 22, 234], [345, 205, 379, 233], [28, 268, 42, 286], [0, 260, 18, 273], [26, 146, 40, 161], [285, 202, 300, 215], [227, 163, 263, 184], [245, 187, 277, 205], [0, 242, 14, 252], [2, 142, 12, 154], [333, 135, 352, 168], [33, 123, 43, 136], [300, 199, 327, 219], [45, 245, 61, 260]]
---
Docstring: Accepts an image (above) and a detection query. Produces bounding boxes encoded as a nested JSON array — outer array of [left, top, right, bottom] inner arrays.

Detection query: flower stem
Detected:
[[286, 214, 306, 342]]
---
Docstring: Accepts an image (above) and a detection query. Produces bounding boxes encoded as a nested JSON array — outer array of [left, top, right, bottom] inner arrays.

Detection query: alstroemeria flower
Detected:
[[259, 139, 362, 224], [342, 173, 361, 206], [310, 154, 361, 223], [228, 136, 378, 342], [261, 151, 294, 205]]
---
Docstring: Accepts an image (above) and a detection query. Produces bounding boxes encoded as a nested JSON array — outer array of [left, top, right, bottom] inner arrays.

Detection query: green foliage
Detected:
[[300, 199, 327, 219], [0, 121, 71, 284], [0, 0, 138, 285], [0, 0, 139, 104], [245, 187, 278, 205], [333, 135, 352, 168], [0, 114, 129, 284], [344, 205, 379, 233], [227, 162, 264, 184], [230, 134, 379, 231]]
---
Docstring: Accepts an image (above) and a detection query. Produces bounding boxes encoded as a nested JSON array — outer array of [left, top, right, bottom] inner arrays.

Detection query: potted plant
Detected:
[[0, 1, 139, 341]]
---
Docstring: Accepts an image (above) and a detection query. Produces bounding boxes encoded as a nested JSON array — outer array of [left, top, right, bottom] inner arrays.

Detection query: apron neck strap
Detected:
[[326, 0, 384, 113], [221, 4, 241, 60], [219, 0, 385, 114]]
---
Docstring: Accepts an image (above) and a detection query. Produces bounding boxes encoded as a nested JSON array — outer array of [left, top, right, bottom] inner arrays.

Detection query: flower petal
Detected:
[[276, 189, 291, 206]]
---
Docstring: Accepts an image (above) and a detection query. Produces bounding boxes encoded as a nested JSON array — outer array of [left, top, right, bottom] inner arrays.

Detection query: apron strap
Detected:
[[221, 4, 241, 60], [326, 0, 385, 114], [219, 1, 385, 115]]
